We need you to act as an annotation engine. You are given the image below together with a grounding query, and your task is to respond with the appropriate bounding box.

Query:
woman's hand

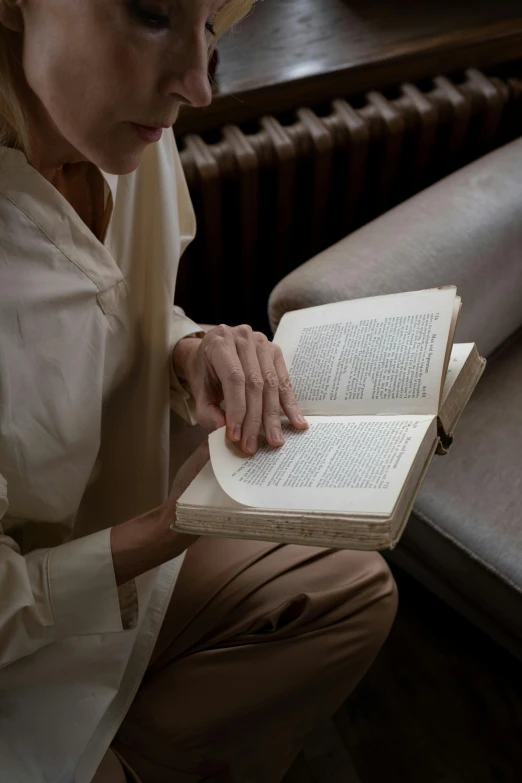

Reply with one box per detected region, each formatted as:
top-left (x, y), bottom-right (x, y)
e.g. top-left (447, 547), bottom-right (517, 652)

top-left (172, 325), bottom-right (308, 455)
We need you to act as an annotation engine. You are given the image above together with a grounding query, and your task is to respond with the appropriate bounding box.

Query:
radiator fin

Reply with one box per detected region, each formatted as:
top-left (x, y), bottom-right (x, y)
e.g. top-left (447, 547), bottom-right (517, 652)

top-left (177, 67), bottom-right (522, 332)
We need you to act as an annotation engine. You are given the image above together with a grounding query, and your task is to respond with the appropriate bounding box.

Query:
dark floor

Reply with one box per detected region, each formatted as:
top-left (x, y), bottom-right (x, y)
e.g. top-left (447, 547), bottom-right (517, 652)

top-left (284, 567), bottom-right (522, 783)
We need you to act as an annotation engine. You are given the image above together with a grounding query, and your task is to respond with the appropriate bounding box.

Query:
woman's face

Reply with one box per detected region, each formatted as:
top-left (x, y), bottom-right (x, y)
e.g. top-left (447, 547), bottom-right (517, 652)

top-left (11, 0), bottom-right (222, 173)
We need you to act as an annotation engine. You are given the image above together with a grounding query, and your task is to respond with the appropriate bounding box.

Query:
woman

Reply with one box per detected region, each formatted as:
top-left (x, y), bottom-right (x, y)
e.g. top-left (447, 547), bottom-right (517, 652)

top-left (0, 2), bottom-right (398, 782)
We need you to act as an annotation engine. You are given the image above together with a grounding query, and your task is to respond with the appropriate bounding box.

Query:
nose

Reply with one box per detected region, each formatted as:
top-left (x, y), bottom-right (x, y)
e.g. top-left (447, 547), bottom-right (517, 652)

top-left (160, 29), bottom-right (213, 109)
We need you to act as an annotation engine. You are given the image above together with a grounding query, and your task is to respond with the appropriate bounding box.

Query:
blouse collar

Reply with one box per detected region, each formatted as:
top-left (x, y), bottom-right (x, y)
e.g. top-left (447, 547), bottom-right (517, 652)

top-left (0, 145), bottom-right (125, 294)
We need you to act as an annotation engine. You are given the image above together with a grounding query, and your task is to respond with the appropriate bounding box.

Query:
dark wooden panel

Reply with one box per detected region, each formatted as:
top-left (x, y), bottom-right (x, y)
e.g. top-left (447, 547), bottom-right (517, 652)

top-left (177, 0), bottom-right (522, 134)
top-left (217, 0), bottom-right (522, 94)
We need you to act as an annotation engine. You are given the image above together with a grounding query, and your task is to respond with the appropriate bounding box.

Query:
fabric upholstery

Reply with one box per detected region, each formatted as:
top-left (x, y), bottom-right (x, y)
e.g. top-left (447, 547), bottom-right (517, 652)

top-left (269, 137), bottom-right (522, 359)
top-left (395, 332), bottom-right (522, 659)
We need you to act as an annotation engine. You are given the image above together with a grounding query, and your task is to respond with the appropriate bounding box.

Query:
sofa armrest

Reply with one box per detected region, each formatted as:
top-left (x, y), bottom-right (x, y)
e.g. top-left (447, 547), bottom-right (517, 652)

top-left (269, 137), bottom-right (522, 358)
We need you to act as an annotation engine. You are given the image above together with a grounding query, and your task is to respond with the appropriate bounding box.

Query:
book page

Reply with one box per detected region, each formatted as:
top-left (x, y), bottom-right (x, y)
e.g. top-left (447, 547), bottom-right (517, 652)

top-left (274, 288), bottom-right (457, 416)
top-left (440, 296), bottom-right (462, 397)
top-left (178, 459), bottom-right (244, 510)
top-left (209, 416), bottom-right (436, 515)
top-left (441, 343), bottom-right (474, 405)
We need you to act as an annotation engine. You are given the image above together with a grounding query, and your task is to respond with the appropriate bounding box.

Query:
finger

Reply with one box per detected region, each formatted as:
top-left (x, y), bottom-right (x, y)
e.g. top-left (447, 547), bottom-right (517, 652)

top-left (273, 346), bottom-right (308, 429)
top-left (203, 326), bottom-right (246, 442)
top-left (256, 335), bottom-right (285, 448)
top-left (235, 326), bottom-right (264, 455)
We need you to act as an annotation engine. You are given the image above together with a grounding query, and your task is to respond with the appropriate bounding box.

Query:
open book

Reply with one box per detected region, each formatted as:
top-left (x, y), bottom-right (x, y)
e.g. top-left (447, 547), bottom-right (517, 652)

top-left (176, 288), bottom-right (485, 550)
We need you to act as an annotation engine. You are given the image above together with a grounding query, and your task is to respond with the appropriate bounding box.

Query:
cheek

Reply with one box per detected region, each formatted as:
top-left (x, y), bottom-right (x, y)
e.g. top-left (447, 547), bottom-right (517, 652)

top-left (20, 17), bottom-right (161, 172)
top-left (23, 30), bottom-right (149, 138)
top-left (24, 42), bottom-right (105, 131)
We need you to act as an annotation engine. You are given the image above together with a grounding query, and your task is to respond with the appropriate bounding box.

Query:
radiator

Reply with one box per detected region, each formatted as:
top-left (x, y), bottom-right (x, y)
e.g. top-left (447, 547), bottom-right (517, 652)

top-left (176, 67), bottom-right (522, 334)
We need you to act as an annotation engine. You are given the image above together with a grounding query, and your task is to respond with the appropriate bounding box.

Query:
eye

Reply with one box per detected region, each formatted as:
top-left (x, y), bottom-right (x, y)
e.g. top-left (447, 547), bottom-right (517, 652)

top-left (205, 21), bottom-right (217, 37)
top-left (128, 0), bottom-right (170, 29)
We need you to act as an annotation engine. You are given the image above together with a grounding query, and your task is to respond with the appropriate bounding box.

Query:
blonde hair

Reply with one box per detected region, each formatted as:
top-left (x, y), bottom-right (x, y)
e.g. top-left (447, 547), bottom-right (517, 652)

top-left (0, 24), bottom-right (28, 151)
top-left (214, 0), bottom-right (255, 37)
top-left (0, 0), bottom-right (255, 153)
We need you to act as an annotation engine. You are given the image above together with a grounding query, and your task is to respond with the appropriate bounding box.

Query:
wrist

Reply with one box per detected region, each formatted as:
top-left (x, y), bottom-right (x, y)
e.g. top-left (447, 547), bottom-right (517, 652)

top-left (111, 506), bottom-right (192, 586)
top-left (172, 336), bottom-right (201, 381)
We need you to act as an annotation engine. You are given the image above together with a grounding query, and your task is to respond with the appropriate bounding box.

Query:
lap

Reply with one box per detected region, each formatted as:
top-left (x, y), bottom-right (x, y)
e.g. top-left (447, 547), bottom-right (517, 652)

top-left (114, 537), bottom-right (396, 781)
top-left (149, 535), bottom-right (393, 671)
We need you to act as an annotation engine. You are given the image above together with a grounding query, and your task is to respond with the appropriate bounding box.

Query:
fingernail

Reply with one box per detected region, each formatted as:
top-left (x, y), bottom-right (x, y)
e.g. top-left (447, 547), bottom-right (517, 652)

top-left (270, 427), bottom-right (285, 445)
top-left (296, 415), bottom-right (308, 426)
top-left (246, 436), bottom-right (258, 454)
top-left (233, 425), bottom-right (241, 442)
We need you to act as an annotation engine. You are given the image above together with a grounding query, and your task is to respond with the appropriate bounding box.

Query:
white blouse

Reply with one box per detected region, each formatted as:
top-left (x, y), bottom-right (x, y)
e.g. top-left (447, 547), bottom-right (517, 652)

top-left (0, 132), bottom-right (201, 782)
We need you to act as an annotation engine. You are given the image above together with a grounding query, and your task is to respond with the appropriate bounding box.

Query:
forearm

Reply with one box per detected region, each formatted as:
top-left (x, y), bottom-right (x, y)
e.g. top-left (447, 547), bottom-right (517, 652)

top-left (110, 507), bottom-right (194, 586)
top-left (111, 442), bottom-right (209, 585)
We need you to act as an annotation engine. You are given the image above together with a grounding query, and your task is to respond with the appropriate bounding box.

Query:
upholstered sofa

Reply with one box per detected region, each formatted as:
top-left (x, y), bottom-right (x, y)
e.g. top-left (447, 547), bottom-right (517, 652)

top-left (268, 137), bottom-right (522, 661)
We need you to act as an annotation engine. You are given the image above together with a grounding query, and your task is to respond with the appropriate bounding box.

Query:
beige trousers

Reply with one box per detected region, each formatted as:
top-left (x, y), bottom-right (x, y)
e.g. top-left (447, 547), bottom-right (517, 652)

top-left (95, 536), bottom-right (397, 783)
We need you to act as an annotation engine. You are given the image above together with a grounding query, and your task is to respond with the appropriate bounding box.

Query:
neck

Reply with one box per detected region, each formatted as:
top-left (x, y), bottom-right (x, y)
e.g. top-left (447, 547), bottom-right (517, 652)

top-left (25, 99), bottom-right (86, 184)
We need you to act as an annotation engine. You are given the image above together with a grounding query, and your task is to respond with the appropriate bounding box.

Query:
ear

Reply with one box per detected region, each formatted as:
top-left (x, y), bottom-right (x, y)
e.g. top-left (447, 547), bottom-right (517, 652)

top-left (0, 1), bottom-right (24, 33)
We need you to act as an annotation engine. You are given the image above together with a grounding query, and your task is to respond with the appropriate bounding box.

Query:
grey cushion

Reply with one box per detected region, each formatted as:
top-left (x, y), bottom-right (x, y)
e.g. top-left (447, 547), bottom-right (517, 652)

top-left (393, 333), bottom-right (522, 660)
top-left (269, 137), bottom-right (522, 359)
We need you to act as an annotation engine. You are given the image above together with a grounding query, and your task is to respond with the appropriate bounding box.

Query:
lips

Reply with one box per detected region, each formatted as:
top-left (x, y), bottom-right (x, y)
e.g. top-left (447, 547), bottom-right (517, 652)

top-left (131, 124), bottom-right (164, 143)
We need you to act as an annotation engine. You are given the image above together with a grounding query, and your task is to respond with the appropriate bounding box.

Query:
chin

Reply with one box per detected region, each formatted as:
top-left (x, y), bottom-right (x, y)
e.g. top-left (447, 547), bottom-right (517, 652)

top-left (78, 121), bottom-right (167, 175)
top-left (89, 145), bottom-right (144, 175)
top-left (94, 147), bottom-right (145, 176)
top-left (74, 129), bottom-right (146, 174)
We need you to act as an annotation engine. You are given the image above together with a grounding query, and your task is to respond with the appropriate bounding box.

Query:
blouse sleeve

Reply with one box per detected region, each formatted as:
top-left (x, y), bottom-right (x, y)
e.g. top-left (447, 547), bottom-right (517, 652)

top-left (0, 472), bottom-right (137, 671)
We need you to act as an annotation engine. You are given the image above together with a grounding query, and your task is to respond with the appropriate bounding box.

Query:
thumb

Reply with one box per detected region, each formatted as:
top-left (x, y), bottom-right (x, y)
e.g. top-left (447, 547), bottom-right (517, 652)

top-left (196, 400), bottom-right (226, 431)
